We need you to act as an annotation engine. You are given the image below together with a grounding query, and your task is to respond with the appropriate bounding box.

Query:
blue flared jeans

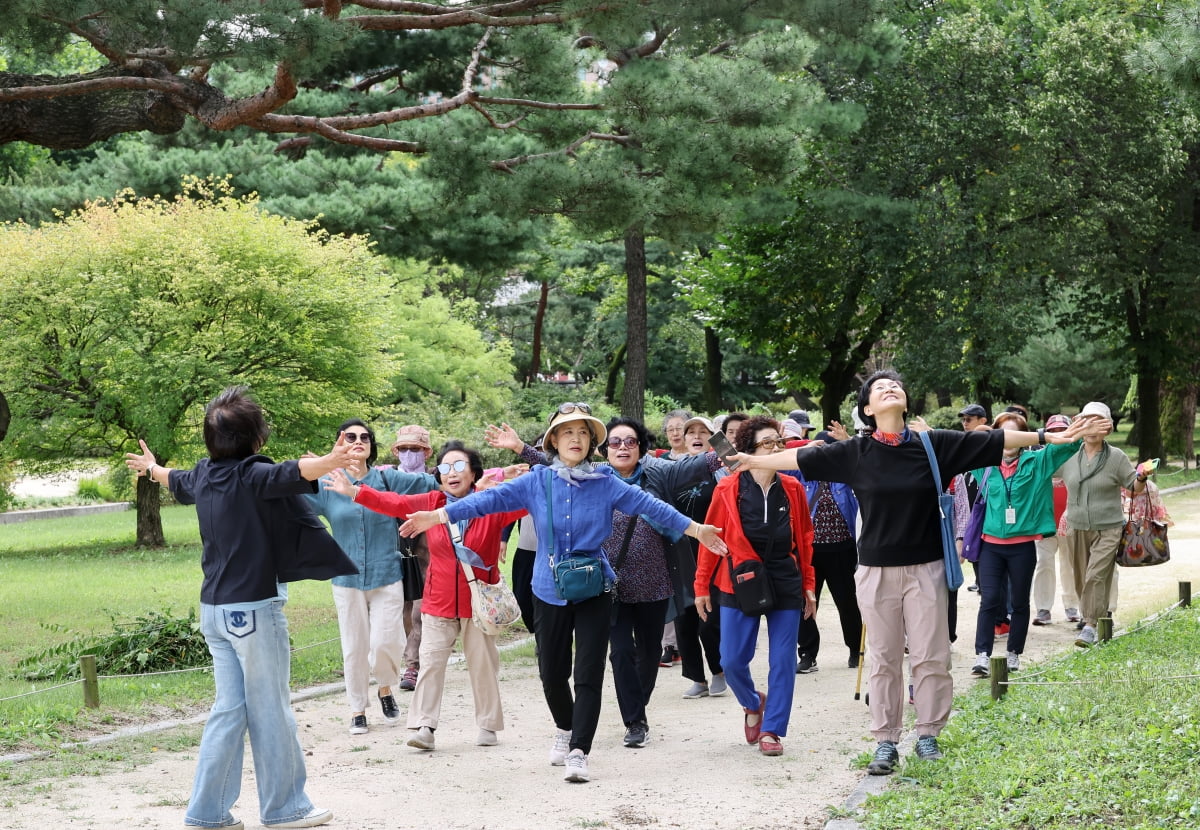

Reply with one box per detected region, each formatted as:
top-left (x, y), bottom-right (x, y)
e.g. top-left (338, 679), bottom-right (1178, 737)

top-left (185, 599), bottom-right (316, 828)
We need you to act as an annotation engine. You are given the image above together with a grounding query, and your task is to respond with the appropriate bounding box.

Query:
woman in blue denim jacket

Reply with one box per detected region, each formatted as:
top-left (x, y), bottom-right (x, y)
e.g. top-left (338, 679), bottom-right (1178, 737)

top-left (307, 418), bottom-right (438, 736)
top-left (402, 402), bottom-right (727, 785)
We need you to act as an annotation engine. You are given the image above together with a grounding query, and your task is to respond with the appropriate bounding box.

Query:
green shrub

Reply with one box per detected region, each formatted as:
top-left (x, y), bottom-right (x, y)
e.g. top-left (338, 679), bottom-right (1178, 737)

top-left (17, 607), bottom-right (208, 681)
top-left (76, 477), bottom-right (116, 502)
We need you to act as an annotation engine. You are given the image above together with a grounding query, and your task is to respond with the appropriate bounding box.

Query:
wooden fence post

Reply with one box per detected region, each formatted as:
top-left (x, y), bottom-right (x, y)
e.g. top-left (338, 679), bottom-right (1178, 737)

top-left (989, 655), bottom-right (1008, 700)
top-left (1180, 581), bottom-right (1192, 609)
top-left (1098, 617), bottom-right (1113, 642)
top-left (80, 655), bottom-right (99, 709)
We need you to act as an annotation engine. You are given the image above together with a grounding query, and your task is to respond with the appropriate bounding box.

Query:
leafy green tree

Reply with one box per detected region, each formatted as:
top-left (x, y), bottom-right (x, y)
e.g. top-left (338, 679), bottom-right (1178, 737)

top-left (0, 181), bottom-right (508, 544)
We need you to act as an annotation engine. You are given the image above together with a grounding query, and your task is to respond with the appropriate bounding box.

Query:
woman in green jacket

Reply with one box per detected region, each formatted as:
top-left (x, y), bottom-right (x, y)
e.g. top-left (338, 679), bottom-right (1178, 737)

top-left (970, 411), bottom-right (1088, 676)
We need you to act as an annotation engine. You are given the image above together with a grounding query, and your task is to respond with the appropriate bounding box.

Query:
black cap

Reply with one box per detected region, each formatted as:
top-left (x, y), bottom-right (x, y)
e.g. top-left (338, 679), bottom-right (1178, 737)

top-left (958, 404), bottom-right (987, 418)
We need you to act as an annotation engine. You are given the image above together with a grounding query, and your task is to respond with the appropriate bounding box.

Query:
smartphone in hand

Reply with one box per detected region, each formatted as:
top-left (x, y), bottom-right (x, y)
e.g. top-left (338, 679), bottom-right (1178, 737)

top-left (707, 431), bottom-right (741, 471)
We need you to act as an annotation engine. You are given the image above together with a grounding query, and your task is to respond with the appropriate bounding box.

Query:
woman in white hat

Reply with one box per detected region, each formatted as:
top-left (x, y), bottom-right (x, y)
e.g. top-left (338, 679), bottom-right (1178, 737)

top-left (400, 402), bottom-right (727, 784)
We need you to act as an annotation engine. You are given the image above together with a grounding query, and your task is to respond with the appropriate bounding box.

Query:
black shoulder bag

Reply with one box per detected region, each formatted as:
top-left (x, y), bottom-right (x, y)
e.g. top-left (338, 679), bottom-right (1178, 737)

top-left (378, 471), bottom-right (426, 602)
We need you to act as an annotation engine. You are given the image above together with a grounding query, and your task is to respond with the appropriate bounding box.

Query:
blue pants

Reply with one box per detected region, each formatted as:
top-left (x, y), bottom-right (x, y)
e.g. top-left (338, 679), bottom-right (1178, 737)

top-left (718, 605), bottom-right (802, 737)
top-left (975, 540), bottom-right (1036, 656)
top-left (187, 600), bottom-right (315, 828)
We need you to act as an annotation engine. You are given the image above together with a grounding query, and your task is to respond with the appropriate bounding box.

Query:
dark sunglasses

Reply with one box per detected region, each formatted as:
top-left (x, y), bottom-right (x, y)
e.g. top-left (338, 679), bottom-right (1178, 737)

top-left (343, 431), bottom-right (371, 444)
top-left (436, 460), bottom-right (469, 474)
top-left (754, 437), bottom-right (788, 450)
top-left (555, 402), bottom-right (591, 416)
top-left (606, 436), bottom-right (639, 449)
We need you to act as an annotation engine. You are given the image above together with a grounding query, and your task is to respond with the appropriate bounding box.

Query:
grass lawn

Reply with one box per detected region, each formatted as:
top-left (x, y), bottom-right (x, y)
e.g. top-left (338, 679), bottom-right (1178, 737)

top-left (0, 503), bottom-right (524, 753)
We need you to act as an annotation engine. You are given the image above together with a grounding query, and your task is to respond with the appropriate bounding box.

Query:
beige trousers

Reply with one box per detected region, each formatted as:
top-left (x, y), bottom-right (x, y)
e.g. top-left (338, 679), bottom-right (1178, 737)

top-left (406, 614), bottom-right (503, 732)
top-left (1063, 527), bottom-right (1122, 626)
top-left (332, 582), bottom-right (406, 715)
top-left (855, 560), bottom-right (952, 743)
top-left (1032, 535), bottom-right (1079, 612)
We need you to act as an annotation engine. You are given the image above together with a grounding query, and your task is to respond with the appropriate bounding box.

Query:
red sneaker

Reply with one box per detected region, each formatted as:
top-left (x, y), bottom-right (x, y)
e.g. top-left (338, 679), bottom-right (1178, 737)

top-left (994, 622), bottom-right (1010, 637)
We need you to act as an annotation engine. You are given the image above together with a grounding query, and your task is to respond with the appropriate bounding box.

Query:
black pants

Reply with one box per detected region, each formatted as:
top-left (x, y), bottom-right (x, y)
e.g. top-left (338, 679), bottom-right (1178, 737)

top-left (534, 592), bottom-right (612, 754)
top-left (797, 541), bottom-right (862, 663)
top-left (676, 603), bottom-right (722, 683)
top-left (609, 598), bottom-right (669, 727)
top-left (512, 547), bottom-right (537, 635)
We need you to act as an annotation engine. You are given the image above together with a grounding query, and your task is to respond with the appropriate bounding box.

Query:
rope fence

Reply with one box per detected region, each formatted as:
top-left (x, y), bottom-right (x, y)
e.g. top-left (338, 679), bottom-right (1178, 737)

top-left (0, 636), bottom-right (342, 708)
top-left (988, 580), bottom-right (1193, 700)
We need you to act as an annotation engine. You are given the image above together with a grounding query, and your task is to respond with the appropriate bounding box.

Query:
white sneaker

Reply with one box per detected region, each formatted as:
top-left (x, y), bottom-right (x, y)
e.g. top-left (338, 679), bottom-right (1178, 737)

top-left (971, 652), bottom-right (989, 677)
top-left (549, 729), bottom-right (572, 765)
top-left (1075, 625), bottom-right (1097, 648)
top-left (563, 748), bottom-right (590, 782)
top-left (267, 807), bottom-right (333, 828)
top-left (707, 673), bottom-right (728, 696)
top-left (682, 681), bottom-right (710, 699)
top-left (407, 725), bottom-right (435, 751)
top-left (1006, 651), bottom-right (1020, 672)
top-left (476, 728), bottom-right (498, 746)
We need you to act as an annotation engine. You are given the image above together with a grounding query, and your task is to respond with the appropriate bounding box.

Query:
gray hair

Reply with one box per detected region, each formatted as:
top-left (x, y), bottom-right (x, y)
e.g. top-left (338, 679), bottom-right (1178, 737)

top-left (662, 409), bottom-right (693, 432)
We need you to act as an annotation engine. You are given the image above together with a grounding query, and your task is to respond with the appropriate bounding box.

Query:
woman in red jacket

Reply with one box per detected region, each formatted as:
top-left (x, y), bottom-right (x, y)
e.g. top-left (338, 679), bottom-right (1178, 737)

top-left (694, 416), bottom-right (816, 756)
top-left (325, 441), bottom-right (525, 751)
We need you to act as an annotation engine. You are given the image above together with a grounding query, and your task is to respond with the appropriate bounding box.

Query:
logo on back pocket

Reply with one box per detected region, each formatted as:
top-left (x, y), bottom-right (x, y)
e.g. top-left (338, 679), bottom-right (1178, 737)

top-left (223, 609), bottom-right (258, 638)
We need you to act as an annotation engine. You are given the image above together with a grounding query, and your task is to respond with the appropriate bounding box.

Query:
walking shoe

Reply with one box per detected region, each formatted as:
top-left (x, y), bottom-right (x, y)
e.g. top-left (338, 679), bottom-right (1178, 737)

top-left (549, 729), bottom-right (572, 765)
top-left (1065, 607), bottom-right (1081, 622)
top-left (708, 673), bottom-right (728, 696)
top-left (407, 725), bottom-right (435, 751)
top-left (848, 653), bottom-right (859, 669)
top-left (563, 749), bottom-right (590, 782)
top-left (190, 821), bottom-right (243, 829)
top-left (623, 721), bottom-right (649, 748)
top-left (914, 734), bottom-right (944, 761)
top-left (758, 733), bottom-right (783, 756)
top-left (971, 653), bottom-right (989, 678)
top-left (348, 714), bottom-right (368, 735)
top-left (1006, 651), bottom-right (1020, 672)
top-left (378, 692), bottom-right (400, 722)
top-left (1075, 620), bottom-right (1085, 631)
top-left (267, 807), bottom-right (333, 828)
top-left (867, 740), bottom-right (899, 775)
top-left (796, 655), bottom-right (818, 674)
top-left (399, 666), bottom-right (418, 691)
top-left (1075, 625), bottom-right (1097, 648)
top-left (476, 728), bottom-right (498, 746)
top-left (743, 690), bottom-right (767, 744)
top-left (1032, 609), bottom-right (1052, 626)
top-left (994, 621), bottom-right (1011, 637)
top-left (658, 645), bottom-right (678, 667)
top-left (908, 683), bottom-right (915, 706)
top-left (682, 681), bottom-right (710, 699)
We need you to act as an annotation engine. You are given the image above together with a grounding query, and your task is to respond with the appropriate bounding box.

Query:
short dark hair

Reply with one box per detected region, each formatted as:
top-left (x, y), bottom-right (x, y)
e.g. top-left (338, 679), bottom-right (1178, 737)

top-left (723, 412), bottom-right (749, 430)
top-left (337, 418), bottom-right (378, 466)
top-left (203, 386), bottom-right (270, 460)
top-left (856, 370), bottom-right (909, 430)
top-left (734, 415), bottom-right (782, 455)
top-left (434, 440), bottom-right (484, 485)
top-left (598, 416), bottom-right (651, 459)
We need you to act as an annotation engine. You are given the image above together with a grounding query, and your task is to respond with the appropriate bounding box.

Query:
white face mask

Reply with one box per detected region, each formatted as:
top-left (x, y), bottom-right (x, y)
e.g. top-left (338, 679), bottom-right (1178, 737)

top-left (398, 449), bottom-right (427, 473)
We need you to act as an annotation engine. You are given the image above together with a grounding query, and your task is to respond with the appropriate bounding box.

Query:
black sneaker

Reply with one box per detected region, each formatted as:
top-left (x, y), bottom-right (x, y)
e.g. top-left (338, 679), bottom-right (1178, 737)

top-left (379, 692), bottom-right (400, 722)
top-left (914, 734), bottom-right (944, 760)
top-left (623, 721), bottom-right (650, 748)
top-left (848, 653), bottom-right (859, 669)
top-left (796, 655), bottom-right (818, 674)
top-left (867, 740), bottom-right (899, 775)
top-left (348, 714), bottom-right (368, 736)
top-left (658, 646), bottom-right (677, 667)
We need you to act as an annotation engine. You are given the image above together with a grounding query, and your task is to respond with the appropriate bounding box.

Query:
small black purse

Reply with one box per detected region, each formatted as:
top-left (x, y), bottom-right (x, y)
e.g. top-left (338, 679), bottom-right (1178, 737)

top-left (726, 555), bottom-right (775, 614)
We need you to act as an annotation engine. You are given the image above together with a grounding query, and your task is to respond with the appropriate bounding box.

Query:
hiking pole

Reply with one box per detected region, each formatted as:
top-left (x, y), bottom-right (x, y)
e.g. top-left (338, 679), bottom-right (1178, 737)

top-left (853, 624), bottom-right (866, 701)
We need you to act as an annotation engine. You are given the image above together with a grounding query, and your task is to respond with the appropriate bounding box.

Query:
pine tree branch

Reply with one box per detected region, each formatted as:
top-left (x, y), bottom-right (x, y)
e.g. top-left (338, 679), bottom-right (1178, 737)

top-left (490, 132), bottom-right (633, 172)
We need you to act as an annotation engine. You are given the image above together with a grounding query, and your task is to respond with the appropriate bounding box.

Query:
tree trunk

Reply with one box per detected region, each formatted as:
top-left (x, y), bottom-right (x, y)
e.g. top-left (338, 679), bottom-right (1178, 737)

top-left (702, 327), bottom-right (723, 414)
top-left (605, 342), bottom-right (627, 405)
top-left (620, 225), bottom-right (648, 421)
top-left (136, 476), bottom-right (166, 547)
top-left (0, 388), bottom-right (8, 442)
top-left (526, 279), bottom-right (550, 387)
top-left (1134, 370), bottom-right (1161, 462)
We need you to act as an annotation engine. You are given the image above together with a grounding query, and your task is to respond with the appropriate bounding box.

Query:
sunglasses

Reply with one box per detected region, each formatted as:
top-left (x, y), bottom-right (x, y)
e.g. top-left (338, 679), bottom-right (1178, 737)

top-left (555, 402), bottom-right (591, 416)
top-left (394, 445), bottom-right (425, 453)
top-left (437, 460), bottom-right (469, 474)
top-left (754, 437), bottom-right (788, 450)
top-left (343, 432), bottom-right (371, 444)
top-left (606, 436), bottom-right (639, 449)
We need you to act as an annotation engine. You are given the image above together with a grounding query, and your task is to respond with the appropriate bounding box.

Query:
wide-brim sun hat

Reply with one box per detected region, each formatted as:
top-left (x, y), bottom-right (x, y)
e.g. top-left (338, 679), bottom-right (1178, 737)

top-left (546, 403), bottom-right (607, 447)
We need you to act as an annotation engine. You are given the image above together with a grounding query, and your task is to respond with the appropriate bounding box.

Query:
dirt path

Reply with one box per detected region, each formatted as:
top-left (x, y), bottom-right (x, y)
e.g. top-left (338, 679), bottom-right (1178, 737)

top-left (8, 520), bottom-right (1198, 830)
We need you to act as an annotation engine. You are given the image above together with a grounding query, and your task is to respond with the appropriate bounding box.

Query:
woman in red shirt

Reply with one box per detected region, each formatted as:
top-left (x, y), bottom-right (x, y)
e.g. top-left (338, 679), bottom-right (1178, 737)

top-left (694, 416), bottom-right (816, 756)
top-left (325, 441), bottom-right (525, 751)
